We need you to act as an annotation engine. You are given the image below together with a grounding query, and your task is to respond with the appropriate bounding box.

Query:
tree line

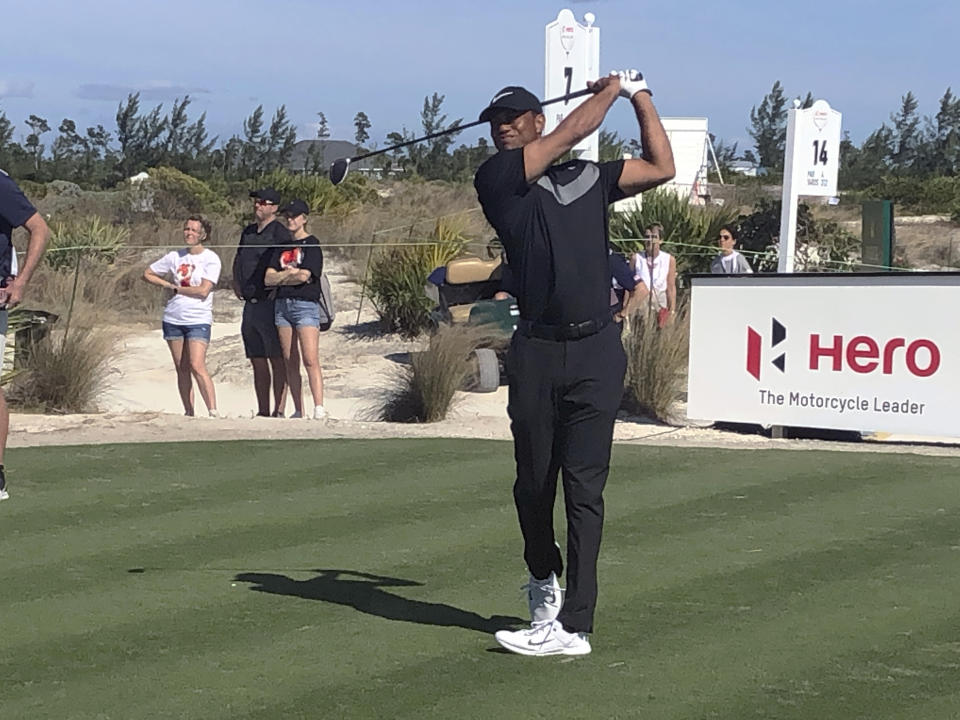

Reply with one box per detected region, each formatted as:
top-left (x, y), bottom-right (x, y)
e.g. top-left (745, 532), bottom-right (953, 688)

top-left (716, 80), bottom-right (960, 188)
top-left (1, 83), bottom-right (959, 190)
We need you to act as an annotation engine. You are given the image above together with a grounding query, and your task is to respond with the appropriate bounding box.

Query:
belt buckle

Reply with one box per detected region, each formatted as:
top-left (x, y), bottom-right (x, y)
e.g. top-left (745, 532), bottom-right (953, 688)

top-left (566, 322), bottom-right (582, 340)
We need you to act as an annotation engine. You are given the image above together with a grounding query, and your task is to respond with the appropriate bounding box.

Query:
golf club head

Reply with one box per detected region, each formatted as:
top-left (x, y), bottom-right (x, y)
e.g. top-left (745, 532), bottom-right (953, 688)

top-left (329, 158), bottom-right (350, 185)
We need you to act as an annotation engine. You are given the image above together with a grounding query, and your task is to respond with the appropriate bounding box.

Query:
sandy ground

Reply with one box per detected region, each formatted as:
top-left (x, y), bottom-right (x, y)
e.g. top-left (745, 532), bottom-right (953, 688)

top-left (9, 261), bottom-right (960, 458)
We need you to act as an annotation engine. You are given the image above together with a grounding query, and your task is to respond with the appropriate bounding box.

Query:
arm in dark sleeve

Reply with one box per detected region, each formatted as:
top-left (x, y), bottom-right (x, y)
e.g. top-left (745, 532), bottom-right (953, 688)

top-left (609, 251), bottom-right (636, 290)
top-left (0, 173), bottom-right (37, 227)
top-left (599, 160), bottom-right (627, 204)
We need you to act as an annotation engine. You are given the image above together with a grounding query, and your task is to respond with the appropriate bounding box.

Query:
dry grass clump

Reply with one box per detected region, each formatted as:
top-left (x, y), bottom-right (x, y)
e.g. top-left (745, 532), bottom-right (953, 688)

top-left (368, 326), bottom-right (494, 423)
top-left (623, 301), bottom-right (691, 424)
top-left (8, 322), bottom-right (115, 413)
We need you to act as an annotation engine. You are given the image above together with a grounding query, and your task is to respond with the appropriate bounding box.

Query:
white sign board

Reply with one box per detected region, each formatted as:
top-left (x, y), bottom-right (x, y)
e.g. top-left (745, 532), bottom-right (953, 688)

top-left (544, 8), bottom-right (599, 160)
top-left (687, 274), bottom-right (960, 436)
top-left (792, 100), bottom-right (841, 197)
top-left (778, 99), bottom-right (842, 272)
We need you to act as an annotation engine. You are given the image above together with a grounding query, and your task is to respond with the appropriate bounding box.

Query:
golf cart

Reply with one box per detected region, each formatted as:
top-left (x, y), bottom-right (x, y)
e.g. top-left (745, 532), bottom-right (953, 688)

top-left (425, 252), bottom-right (518, 393)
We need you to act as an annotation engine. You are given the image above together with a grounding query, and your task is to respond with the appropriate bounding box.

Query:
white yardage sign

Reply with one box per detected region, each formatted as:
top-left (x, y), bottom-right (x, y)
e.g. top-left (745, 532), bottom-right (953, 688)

top-left (778, 99), bottom-right (842, 272)
top-left (792, 100), bottom-right (841, 196)
top-left (544, 8), bottom-right (599, 160)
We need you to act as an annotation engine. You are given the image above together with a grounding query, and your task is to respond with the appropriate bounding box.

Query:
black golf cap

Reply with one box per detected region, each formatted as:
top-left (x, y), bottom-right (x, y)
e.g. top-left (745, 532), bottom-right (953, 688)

top-left (479, 86), bottom-right (543, 122)
top-left (279, 199), bottom-right (310, 217)
top-left (249, 187), bottom-right (281, 204)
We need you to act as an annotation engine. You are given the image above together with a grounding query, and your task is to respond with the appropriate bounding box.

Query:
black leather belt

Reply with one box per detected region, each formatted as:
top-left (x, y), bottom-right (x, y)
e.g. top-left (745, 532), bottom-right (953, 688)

top-left (517, 314), bottom-right (612, 341)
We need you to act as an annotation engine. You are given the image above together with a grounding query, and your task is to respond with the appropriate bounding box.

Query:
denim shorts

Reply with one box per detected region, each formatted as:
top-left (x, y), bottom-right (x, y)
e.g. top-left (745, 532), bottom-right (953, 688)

top-left (275, 297), bottom-right (322, 329)
top-left (162, 322), bottom-right (211, 342)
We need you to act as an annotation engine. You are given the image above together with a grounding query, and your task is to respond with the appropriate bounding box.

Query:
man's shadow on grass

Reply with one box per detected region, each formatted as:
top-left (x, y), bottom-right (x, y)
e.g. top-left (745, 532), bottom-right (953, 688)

top-left (234, 569), bottom-right (524, 634)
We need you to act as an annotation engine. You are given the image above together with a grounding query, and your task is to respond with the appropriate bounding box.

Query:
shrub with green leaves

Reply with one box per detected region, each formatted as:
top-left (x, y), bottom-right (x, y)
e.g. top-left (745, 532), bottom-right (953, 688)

top-left (609, 189), bottom-right (739, 275)
top-left (46, 215), bottom-right (129, 271)
top-left (367, 217), bottom-right (470, 337)
top-left (735, 199), bottom-right (860, 272)
top-left (142, 166), bottom-right (231, 216)
top-left (257, 170), bottom-right (377, 218)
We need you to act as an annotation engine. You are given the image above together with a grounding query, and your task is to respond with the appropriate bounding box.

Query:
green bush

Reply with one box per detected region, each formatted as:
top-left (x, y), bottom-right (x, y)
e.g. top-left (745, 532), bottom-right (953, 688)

top-left (367, 217), bottom-right (470, 337)
top-left (851, 176), bottom-right (960, 215)
top-left (735, 199), bottom-right (860, 272)
top-left (46, 215), bottom-right (129, 271)
top-left (609, 189), bottom-right (739, 275)
top-left (257, 170), bottom-right (377, 218)
top-left (143, 166), bottom-right (231, 216)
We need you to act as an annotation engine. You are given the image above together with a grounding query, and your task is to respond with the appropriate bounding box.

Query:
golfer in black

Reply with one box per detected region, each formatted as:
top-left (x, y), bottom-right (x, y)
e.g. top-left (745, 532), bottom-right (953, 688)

top-left (474, 71), bottom-right (675, 656)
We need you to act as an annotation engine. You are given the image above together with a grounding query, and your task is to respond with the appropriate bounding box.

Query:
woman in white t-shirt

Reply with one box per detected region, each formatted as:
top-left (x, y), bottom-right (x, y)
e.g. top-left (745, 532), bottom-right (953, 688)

top-left (143, 216), bottom-right (222, 417)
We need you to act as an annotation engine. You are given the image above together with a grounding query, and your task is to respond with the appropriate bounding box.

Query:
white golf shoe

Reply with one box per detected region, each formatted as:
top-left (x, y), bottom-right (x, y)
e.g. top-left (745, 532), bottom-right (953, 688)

top-left (524, 572), bottom-right (562, 623)
top-left (495, 619), bottom-right (591, 657)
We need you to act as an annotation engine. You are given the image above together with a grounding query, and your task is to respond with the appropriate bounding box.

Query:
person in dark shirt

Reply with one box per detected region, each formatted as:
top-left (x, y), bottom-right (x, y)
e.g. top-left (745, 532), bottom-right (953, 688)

top-left (474, 71), bottom-right (675, 656)
top-left (232, 187), bottom-right (294, 417)
top-left (0, 170), bottom-right (49, 501)
top-left (265, 199), bottom-right (328, 421)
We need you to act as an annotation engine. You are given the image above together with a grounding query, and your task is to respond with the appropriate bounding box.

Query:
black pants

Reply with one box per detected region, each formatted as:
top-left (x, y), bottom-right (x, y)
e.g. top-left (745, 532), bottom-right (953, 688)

top-left (506, 322), bottom-right (627, 633)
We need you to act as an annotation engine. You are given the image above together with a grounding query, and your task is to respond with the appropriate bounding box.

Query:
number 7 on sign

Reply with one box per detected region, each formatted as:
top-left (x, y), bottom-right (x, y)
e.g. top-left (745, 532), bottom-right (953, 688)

top-left (564, 67), bottom-right (572, 102)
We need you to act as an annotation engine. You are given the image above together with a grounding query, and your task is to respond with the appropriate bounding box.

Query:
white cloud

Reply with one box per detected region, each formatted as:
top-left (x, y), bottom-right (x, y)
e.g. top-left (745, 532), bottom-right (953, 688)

top-left (0, 80), bottom-right (35, 99)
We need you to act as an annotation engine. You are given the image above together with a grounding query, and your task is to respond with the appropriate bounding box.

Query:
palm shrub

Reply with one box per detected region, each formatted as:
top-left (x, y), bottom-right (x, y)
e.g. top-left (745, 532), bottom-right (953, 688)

top-left (257, 170), bottom-right (377, 218)
top-left (367, 216), bottom-right (470, 337)
top-left (623, 299), bottom-right (691, 424)
top-left (609, 189), bottom-right (739, 275)
top-left (369, 325), bottom-right (491, 423)
top-left (46, 215), bottom-right (129, 271)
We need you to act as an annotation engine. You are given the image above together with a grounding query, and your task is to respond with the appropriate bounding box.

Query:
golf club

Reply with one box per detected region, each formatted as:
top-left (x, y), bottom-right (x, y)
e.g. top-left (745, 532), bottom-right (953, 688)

top-left (329, 87), bottom-right (594, 185)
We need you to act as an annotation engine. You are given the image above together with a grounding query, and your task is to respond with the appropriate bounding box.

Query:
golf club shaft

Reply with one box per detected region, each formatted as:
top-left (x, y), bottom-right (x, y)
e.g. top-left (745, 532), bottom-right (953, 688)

top-left (345, 87), bottom-right (595, 165)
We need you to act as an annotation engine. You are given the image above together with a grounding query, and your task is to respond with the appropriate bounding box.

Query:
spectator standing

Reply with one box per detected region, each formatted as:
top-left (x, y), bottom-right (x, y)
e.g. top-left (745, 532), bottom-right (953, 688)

top-left (143, 216), bottom-right (221, 417)
top-left (710, 225), bottom-right (753, 274)
top-left (265, 200), bottom-right (327, 420)
top-left (631, 222), bottom-right (677, 327)
top-left (232, 188), bottom-right (295, 417)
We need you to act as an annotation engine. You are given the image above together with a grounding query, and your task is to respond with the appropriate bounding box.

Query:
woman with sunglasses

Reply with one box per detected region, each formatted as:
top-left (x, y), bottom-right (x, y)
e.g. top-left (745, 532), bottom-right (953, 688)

top-left (710, 225), bottom-right (753, 274)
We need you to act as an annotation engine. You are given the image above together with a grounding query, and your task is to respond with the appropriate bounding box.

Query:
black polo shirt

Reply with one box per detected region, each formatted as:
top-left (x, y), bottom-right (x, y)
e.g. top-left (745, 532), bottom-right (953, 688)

top-left (474, 149), bottom-right (625, 325)
top-left (0, 170), bottom-right (35, 284)
top-left (233, 219), bottom-right (293, 301)
top-left (268, 235), bottom-right (324, 301)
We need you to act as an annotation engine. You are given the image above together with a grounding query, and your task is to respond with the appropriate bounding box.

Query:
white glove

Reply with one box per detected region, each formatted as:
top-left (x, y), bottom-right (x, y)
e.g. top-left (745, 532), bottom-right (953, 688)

top-left (611, 69), bottom-right (651, 99)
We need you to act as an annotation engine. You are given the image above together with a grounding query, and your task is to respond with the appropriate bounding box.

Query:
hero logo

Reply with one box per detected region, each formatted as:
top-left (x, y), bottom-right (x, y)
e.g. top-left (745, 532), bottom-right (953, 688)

top-left (746, 318), bottom-right (786, 381)
top-left (746, 319), bottom-right (941, 381)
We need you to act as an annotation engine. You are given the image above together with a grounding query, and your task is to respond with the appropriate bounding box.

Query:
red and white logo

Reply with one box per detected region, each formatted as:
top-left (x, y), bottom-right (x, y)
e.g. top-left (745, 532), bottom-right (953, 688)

top-left (560, 25), bottom-right (575, 51)
top-left (746, 318), bottom-right (786, 381)
top-left (746, 318), bottom-right (941, 381)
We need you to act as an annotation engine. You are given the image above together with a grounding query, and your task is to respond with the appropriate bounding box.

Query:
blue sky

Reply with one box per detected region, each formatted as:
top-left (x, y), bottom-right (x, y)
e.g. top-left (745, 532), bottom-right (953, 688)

top-left (0, 0), bottom-right (954, 156)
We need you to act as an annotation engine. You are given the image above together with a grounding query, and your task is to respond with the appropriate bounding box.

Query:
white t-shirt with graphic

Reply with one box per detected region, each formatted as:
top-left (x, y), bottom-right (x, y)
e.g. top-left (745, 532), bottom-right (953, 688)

top-left (149, 248), bottom-right (221, 325)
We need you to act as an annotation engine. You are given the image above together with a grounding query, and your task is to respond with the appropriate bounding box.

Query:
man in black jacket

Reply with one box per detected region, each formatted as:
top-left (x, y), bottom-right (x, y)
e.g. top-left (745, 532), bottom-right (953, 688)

top-left (232, 187), bottom-right (293, 417)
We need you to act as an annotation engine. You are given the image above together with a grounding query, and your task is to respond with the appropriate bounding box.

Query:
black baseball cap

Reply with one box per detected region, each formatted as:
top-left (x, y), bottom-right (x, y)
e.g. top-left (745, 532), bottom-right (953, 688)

top-left (479, 86), bottom-right (543, 122)
top-left (249, 187), bottom-right (281, 204)
top-left (279, 199), bottom-right (310, 217)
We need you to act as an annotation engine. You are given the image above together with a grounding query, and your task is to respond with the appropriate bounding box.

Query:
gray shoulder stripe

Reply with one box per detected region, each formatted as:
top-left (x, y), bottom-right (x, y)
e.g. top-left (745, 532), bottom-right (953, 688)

top-left (535, 164), bottom-right (599, 206)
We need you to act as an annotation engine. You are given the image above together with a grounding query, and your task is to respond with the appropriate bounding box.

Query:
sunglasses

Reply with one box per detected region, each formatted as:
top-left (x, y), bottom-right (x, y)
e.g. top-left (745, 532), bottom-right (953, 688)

top-left (719, 234), bottom-right (733, 239)
top-left (254, 199), bottom-right (277, 206)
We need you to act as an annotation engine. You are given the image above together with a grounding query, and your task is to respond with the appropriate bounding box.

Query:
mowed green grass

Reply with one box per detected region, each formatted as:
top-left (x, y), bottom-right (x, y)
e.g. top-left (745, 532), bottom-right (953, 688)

top-left (3, 439), bottom-right (960, 719)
